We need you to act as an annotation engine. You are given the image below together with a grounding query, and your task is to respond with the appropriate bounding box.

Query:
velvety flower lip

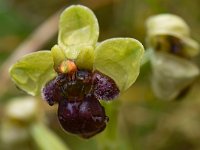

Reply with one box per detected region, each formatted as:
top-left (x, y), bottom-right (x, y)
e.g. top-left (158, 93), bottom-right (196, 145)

top-left (42, 69), bottom-right (93, 105)
top-left (57, 94), bottom-right (108, 138)
top-left (42, 69), bottom-right (120, 106)
top-left (92, 71), bottom-right (120, 101)
top-left (42, 78), bottom-right (60, 106)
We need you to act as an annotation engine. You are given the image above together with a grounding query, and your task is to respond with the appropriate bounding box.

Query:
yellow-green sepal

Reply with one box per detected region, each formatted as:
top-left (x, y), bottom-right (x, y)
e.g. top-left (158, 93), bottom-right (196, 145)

top-left (58, 5), bottom-right (99, 59)
top-left (93, 38), bottom-right (144, 92)
top-left (9, 51), bottom-right (57, 96)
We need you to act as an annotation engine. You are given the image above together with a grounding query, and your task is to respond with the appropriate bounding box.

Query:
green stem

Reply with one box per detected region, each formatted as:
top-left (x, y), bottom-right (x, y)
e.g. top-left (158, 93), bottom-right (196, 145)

top-left (30, 122), bottom-right (70, 150)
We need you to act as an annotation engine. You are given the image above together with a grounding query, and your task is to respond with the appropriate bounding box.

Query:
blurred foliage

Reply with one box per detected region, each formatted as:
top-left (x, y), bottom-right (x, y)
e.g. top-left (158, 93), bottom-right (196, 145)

top-left (1, 0), bottom-right (200, 150)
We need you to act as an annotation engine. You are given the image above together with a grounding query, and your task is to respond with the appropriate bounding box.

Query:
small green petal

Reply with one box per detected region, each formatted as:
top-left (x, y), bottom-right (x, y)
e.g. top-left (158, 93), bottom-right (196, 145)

top-left (58, 5), bottom-right (99, 59)
top-left (94, 38), bottom-right (144, 92)
top-left (75, 46), bottom-right (94, 70)
top-left (9, 51), bottom-right (57, 96)
top-left (51, 45), bottom-right (66, 70)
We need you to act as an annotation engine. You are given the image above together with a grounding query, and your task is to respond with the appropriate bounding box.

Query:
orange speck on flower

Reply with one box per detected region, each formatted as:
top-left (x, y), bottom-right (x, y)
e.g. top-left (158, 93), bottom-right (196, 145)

top-left (67, 60), bottom-right (77, 73)
top-left (58, 60), bottom-right (77, 74)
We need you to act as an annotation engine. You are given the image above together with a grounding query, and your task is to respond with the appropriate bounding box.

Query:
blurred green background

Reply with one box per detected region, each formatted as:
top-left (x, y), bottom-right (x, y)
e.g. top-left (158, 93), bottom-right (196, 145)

top-left (1, 0), bottom-right (200, 150)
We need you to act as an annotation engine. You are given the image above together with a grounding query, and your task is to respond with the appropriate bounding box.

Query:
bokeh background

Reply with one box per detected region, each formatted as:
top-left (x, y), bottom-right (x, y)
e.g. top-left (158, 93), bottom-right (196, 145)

top-left (1, 0), bottom-right (200, 150)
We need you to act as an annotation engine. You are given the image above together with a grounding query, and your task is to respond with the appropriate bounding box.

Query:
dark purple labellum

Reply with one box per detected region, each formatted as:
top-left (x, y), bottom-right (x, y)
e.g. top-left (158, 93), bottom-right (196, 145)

top-left (42, 70), bottom-right (92, 105)
top-left (57, 94), bottom-right (108, 138)
top-left (56, 70), bottom-right (92, 101)
top-left (168, 36), bottom-right (183, 56)
top-left (155, 35), bottom-right (186, 58)
top-left (42, 69), bottom-right (119, 138)
top-left (42, 78), bottom-right (63, 106)
top-left (92, 71), bottom-right (120, 101)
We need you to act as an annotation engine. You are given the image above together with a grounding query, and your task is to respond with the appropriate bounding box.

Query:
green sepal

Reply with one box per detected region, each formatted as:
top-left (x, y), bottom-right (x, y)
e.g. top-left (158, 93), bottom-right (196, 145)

top-left (94, 38), bottom-right (144, 92)
top-left (9, 51), bottom-right (57, 96)
top-left (58, 5), bottom-right (99, 59)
